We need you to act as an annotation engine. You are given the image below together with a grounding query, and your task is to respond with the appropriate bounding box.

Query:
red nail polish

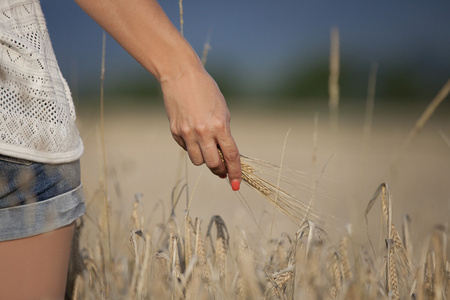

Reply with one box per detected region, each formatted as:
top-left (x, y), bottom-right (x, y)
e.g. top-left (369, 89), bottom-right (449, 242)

top-left (219, 174), bottom-right (227, 179)
top-left (231, 180), bottom-right (240, 191)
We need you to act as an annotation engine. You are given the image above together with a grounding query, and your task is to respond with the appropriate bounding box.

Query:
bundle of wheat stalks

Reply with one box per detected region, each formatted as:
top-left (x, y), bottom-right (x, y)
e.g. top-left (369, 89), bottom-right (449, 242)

top-left (66, 154), bottom-right (449, 299)
top-left (238, 154), bottom-right (325, 227)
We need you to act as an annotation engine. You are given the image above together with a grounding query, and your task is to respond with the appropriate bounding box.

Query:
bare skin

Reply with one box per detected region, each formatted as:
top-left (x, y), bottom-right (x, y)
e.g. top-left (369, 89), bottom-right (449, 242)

top-left (74, 0), bottom-right (242, 189)
top-left (0, 223), bottom-right (74, 300)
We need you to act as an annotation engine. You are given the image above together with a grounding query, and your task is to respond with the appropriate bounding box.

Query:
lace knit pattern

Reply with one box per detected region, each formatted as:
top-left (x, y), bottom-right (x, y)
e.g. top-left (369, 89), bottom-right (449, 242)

top-left (0, 0), bottom-right (83, 163)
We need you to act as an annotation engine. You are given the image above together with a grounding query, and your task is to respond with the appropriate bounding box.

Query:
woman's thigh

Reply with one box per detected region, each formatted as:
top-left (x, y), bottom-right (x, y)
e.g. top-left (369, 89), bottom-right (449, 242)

top-left (0, 156), bottom-right (85, 299)
top-left (0, 223), bottom-right (75, 300)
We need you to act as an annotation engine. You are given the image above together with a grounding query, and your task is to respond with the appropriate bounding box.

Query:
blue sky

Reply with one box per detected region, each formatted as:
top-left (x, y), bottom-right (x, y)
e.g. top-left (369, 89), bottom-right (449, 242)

top-left (40, 1), bottom-right (450, 96)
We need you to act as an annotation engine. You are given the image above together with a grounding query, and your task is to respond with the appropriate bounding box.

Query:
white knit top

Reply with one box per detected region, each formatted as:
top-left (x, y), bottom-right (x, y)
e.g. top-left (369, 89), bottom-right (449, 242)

top-left (0, 0), bottom-right (83, 163)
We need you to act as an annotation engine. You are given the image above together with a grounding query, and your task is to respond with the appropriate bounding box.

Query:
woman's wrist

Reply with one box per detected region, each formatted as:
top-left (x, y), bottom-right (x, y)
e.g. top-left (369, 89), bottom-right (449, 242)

top-left (155, 44), bottom-right (206, 86)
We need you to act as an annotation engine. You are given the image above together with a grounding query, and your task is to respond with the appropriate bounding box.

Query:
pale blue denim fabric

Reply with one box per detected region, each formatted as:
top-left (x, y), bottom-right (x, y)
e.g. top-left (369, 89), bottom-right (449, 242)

top-left (0, 156), bottom-right (85, 241)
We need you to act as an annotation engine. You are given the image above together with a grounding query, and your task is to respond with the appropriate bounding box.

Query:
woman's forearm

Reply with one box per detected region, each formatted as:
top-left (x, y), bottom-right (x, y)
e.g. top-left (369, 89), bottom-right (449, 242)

top-left (74, 0), bottom-right (203, 83)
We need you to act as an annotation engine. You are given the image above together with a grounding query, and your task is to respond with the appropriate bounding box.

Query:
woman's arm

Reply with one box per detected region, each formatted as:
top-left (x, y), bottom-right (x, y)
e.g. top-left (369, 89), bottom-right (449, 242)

top-left (75, 0), bottom-right (241, 190)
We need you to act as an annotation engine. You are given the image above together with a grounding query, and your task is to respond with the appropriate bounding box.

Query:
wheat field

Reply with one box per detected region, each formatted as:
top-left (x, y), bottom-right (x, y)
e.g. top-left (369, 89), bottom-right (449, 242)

top-left (68, 79), bottom-right (450, 299)
top-left (67, 8), bottom-right (450, 298)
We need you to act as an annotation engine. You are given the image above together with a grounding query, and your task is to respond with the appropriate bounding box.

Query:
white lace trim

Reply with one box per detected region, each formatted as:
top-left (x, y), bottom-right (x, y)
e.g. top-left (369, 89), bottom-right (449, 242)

top-left (0, 0), bottom-right (83, 163)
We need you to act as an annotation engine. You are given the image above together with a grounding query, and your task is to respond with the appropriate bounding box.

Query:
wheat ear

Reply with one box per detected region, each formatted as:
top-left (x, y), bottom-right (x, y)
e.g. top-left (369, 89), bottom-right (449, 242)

top-left (239, 155), bottom-right (324, 227)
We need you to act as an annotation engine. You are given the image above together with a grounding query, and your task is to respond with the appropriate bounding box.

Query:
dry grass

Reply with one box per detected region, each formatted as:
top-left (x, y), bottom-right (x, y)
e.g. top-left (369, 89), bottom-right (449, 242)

top-left (68, 48), bottom-right (450, 298)
top-left (238, 155), bottom-right (335, 232)
top-left (67, 161), bottom-right (450, 299)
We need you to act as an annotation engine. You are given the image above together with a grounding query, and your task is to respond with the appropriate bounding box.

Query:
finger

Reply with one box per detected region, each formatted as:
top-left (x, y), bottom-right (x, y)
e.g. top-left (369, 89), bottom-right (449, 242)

top-left (172, 134), bottom-right (187, 150)
top-left (218, 138), bottom-right (241, 191)
top-left (200, 143), bottom-right (227, 177)
top-left (185, 143), bottom-right (205, 166)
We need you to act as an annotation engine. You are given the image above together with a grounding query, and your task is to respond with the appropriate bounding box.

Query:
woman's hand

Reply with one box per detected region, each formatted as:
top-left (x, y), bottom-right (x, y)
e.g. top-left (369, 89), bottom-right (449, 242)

top-left (75, 0), bottom-right (242, 190)
top-left (161, 68), bottom-right (241, 190)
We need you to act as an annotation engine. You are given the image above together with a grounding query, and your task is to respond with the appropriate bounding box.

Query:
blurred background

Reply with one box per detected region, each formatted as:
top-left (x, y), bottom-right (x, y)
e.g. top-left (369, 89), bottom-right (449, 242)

top-left (38, 1), bottom-right (450, 242)
top-left (41, 0), bottom-right (450, 107)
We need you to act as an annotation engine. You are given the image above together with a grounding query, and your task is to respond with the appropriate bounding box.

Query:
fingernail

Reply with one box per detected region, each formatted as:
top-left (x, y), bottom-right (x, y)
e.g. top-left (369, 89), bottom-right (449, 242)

top-left (219, 174), bottom-right (227, 179)
top-left (231, 179), bottom-right (240, 191)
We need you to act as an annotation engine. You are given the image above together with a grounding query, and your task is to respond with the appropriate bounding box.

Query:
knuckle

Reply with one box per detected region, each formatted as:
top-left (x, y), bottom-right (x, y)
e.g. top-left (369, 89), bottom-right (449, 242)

top-left (223, 150), bottom-right (239, 162)
top-left (194, 122), bottom-right (209, 136)
top-left (179, 125), bottom-right (192, 137)
top-left (206, 160), bottom-right (222, 171)
top-left (191, 158), bottom-right (204, 166)
top-left (212, 119), bottom-right (226, 131)
top-left (170, 124), bottom-right (179, 136)
top-left (188, 150), bottom-right (204, 166)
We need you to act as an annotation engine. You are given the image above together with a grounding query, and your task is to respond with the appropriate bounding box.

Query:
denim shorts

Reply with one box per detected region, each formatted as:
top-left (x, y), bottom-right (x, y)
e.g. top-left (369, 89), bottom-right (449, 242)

top-left (0, 155), bottom-right (86, 241)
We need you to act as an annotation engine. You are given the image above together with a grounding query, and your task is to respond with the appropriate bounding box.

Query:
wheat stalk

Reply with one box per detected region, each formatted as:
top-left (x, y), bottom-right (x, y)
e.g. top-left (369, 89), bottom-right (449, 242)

top-left (185, 213), bottom-right (193, 273)
top-left (387, 238), bottom-right (400, 299)
top-left (329, 27), bottom-right (340, 135)
top-left (391, 225), bottom-right (411, 275)
top-left (431, 226), bottom-right (446, 299)
top-left (235, 272), bottom-right (248, 300)
top-left (402, 214), bottom-right (413, 269)
top-left (194, 218), bottom-right (210, 282)
top-left (236, 235), bottom-right (263, 300)
top-left (239, 155), bottom-right (326, 228)
top-left (330, 251), bottom-right (343, 297)
top-left (218, 146), bottom-right (337, 231)
top-left (206, 215), bottom-right (229, 284)
top-left (339, 235), bottom-right (353, 282)
top-left (402, 78), bottom-right (450, 151)
top-left (135, 233), bottom-right (152, 299)
top-left (72, 274), bottom-right (83, 300)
